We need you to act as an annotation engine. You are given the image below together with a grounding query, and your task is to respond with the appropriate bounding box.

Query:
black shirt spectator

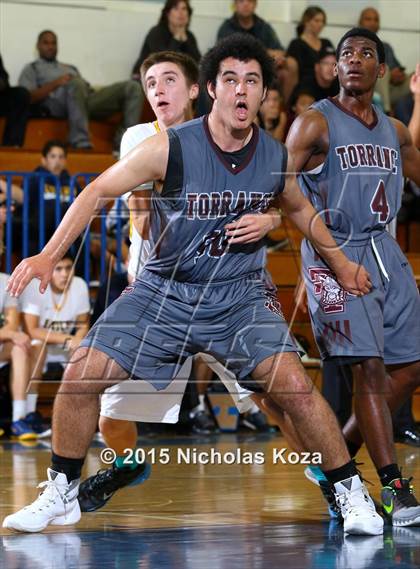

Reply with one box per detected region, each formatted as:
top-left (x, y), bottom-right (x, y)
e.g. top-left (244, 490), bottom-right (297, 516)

top-left (292, 45), bottom-right (339, 102)
top-left (287, 6), bottom-right (334, 83)
top-left (288, 37), bottom-right (334, 83)
top-left (0, 54), bottom-right (30, 146)
top-left (132, 0), bottom-right (200, 77)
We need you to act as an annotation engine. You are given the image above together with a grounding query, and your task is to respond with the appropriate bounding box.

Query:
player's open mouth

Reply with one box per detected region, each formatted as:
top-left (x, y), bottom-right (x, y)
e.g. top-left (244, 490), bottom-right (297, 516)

top-left (157, 101), bottom-right (170, 108)
top-left (235, 101), bottom-right (248, 120)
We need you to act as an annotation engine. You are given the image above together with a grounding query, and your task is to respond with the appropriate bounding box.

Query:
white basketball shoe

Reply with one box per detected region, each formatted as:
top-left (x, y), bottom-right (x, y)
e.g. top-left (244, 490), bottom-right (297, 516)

top-left (3, 468), bottom-right (81, 533)
top-left (334, 475), bottom-right (384, 536)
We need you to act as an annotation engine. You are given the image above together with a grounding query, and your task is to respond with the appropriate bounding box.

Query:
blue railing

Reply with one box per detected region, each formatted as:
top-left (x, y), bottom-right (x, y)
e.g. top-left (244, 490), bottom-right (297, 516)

top-left (0, 171), bottom-right (125, 285)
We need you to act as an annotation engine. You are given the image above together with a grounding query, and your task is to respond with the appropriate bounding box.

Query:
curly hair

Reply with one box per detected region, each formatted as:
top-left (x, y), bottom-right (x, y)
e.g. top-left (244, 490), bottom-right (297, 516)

top-left (200, 33), bottom-right (275, 91)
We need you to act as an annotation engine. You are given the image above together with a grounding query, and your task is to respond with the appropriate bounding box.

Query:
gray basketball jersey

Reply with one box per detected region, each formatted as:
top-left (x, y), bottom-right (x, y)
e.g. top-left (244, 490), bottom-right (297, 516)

top-left (144, 116), bottom-right (287, 282)
top-left (298, 98), bottom-right (403, 236)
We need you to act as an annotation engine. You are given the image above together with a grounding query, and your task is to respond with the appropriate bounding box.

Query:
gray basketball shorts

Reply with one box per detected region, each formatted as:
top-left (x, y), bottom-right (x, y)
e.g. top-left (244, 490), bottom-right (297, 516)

top-left (80, 269), bottom-right (299, 390)
top-left (301, 232), bottom-right (420, 365)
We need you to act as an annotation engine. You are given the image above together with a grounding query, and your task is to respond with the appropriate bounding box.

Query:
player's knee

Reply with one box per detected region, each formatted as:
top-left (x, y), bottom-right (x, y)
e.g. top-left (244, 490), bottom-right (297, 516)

top-left (268, 373), bottom-right (314, 412)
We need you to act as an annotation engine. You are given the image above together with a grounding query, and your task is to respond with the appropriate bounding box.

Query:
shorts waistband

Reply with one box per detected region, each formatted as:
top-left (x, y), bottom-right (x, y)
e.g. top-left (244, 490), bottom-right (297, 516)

top-left (330, 229), bottom-right (389, 246)
top-left (141, 268), bottom-right (265, 287)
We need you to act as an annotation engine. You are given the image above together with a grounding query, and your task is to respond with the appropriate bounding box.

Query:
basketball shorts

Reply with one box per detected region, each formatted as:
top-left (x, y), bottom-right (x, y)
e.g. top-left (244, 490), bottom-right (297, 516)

top-left (80, 268), bottom-right (299, 394)
top-left (301, 231), bottom-right (420, 365)
top-left (100, 353), bottom-right (255, 423)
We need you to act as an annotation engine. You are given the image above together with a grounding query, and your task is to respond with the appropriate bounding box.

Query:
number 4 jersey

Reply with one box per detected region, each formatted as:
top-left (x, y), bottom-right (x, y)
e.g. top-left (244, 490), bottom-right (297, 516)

top-left (298, 98), bottom-right (420, 364)
top-left (298, 97), bottom-right (402, 236)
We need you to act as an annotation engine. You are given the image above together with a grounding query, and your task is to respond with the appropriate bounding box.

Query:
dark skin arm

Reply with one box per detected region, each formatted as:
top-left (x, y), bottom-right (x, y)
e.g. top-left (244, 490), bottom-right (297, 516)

top-left (390, 117), bottom-right (420, 186)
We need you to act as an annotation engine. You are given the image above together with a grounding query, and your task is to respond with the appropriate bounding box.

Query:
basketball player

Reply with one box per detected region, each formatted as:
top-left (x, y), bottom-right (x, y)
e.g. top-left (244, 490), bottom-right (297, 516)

top-left (75, 52), bottom-right (261, 512)
top-left (3, 34), bottom-right (382, 535)
top-left (286, 28), bottom-right (420, 526)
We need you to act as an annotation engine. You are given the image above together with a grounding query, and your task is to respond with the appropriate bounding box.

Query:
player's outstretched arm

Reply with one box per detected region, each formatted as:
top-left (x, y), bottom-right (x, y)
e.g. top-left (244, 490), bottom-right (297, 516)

top-left (7, 133), bottom-right (169, 297)
top-left (277, 154), bottom-right (371, 296)
top-left (391, 115), bottom-right (420, 186)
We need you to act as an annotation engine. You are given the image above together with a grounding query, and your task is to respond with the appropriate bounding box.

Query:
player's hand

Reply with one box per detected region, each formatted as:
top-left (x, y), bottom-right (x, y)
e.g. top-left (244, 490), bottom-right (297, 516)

top-left (225, 212), bottom-right (280, 244)
top-left (7, 253), bottom-right (54, 297)
top-left (11, 331), bottom-right (31, 352)
top-left (335, 261), bottom-right (372, 296)
top-left (410, 63), bottom-right (420, 96)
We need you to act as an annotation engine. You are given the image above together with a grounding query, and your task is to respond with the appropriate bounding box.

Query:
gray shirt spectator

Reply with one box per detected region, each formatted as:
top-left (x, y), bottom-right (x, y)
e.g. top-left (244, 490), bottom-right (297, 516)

top-left (18, 30), bottom-right (142, 150)
top-left (217, 13), bottom-right (283, 51)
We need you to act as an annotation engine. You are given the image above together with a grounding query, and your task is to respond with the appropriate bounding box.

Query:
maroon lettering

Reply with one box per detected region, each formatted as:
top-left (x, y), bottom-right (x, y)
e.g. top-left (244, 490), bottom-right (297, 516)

top-left (210, 192), bottom-right (221, 218)
top-left (187, 193), bottom-right (198, 219)
top-left (198, 193), bottom-right (210, 218)
top-left (356, 144), bottom-right (368, 166)
top-left (347, 145), bottom-right (358, 167)
top-left (219, 191), bottom-right (233, 217)
top-left (366, 145), bottom-right (376, 166)
top-left (335, 147), bottom-right (348, 170)
top-left (375, 145), bottom-right (384, 168)
top-left (383, 147), bottom-right (391, 170)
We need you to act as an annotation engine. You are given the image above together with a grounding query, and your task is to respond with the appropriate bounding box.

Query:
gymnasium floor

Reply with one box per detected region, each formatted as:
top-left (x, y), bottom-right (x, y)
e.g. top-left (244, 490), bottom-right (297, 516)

top-left (0, 433), bottom-right (419, 569)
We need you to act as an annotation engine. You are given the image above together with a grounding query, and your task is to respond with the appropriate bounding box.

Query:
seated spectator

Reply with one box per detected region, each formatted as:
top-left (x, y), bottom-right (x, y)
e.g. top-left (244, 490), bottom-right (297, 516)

top-left (287, 6), bottom-right (334, 84)
top-left (292, 45), bottom-right (339, 102)
top-left (358, 7), bottom-right (411, 113)
top-left (26, 140), bottom-right (79, 256)
top-left (132, 0), bottom-right (201, 79)
top-left (0, 54), bottom-right (30, 147)
top-left (19, 30), bottom-right (142, 149)
top-left (0, 221), bottom-right (36, 439)
top-left (217, 0), bottom-right (298, 101)
top-left (258, 83), bottom-right (287, 142)
top-left (284, 90), bottom-right (316, 138)
top-left (20, 254), bottom-right (90, 427)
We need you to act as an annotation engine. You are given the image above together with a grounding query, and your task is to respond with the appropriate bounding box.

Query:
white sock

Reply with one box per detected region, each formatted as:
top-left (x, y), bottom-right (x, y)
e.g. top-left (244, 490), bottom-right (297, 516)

top-left (198, 394), bottom-right (206, 411)
top-left (248, 402), bottom-right (260, 415)
top-left (26, 393), bottom-right (38, 414)
top-left (12, 400), bottom-right (27, 422)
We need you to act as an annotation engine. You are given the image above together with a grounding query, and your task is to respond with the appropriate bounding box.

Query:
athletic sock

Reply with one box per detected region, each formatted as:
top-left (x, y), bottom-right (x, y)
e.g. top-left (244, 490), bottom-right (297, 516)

top-left (378, 463), bottom-right (401, 487)
top-left (26, 393), bottom-right (38, 414)
top-left (323, 460), bottom-right (358, 486)
top-left (345, 438), bottom-right (362, 459)
top-left (248, 402), bottom-right (260, 415)
top-left (51, 452), bottom-right (84, 483)
top-left (12, 400), bottom-right (26, 422)
top-left (115, 454), bottom-right (139, 471)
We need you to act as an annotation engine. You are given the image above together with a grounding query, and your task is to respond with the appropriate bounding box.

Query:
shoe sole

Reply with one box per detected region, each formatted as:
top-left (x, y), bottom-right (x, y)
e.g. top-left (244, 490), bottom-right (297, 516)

top-left (344, 520), bottom-right (384, 536)
top-left (11, 433), bottom-right (38, 441)
top-left (391, 514), bottom-right (420, 527)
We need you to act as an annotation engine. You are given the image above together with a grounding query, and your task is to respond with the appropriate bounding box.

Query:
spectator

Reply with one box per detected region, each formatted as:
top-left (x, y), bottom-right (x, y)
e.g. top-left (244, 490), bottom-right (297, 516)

top-left (0, 54), bottom-right (30, 147)
top-left (132, 0), bottom-right (201, 78)
top-left (287, 6), bottom-right (334, 84)
top-left (217, 0), bottom-right (298, 101)
top-left (284, 90), bottom-right (316, 139)
top-left (258, 83), bottom-right (287, 142)
top-left (359, 7), bottom-right (411, 113)
top-left (19, 30), bottom-right (142, 149)
top-left (0, 213), bottom-right (35, 439)
top-left (20, 254), bottom-right (90, 428)
top-left (26, 140), bottom-right (79, 256)
top-left (292, 45), bottom-right (339, 102)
